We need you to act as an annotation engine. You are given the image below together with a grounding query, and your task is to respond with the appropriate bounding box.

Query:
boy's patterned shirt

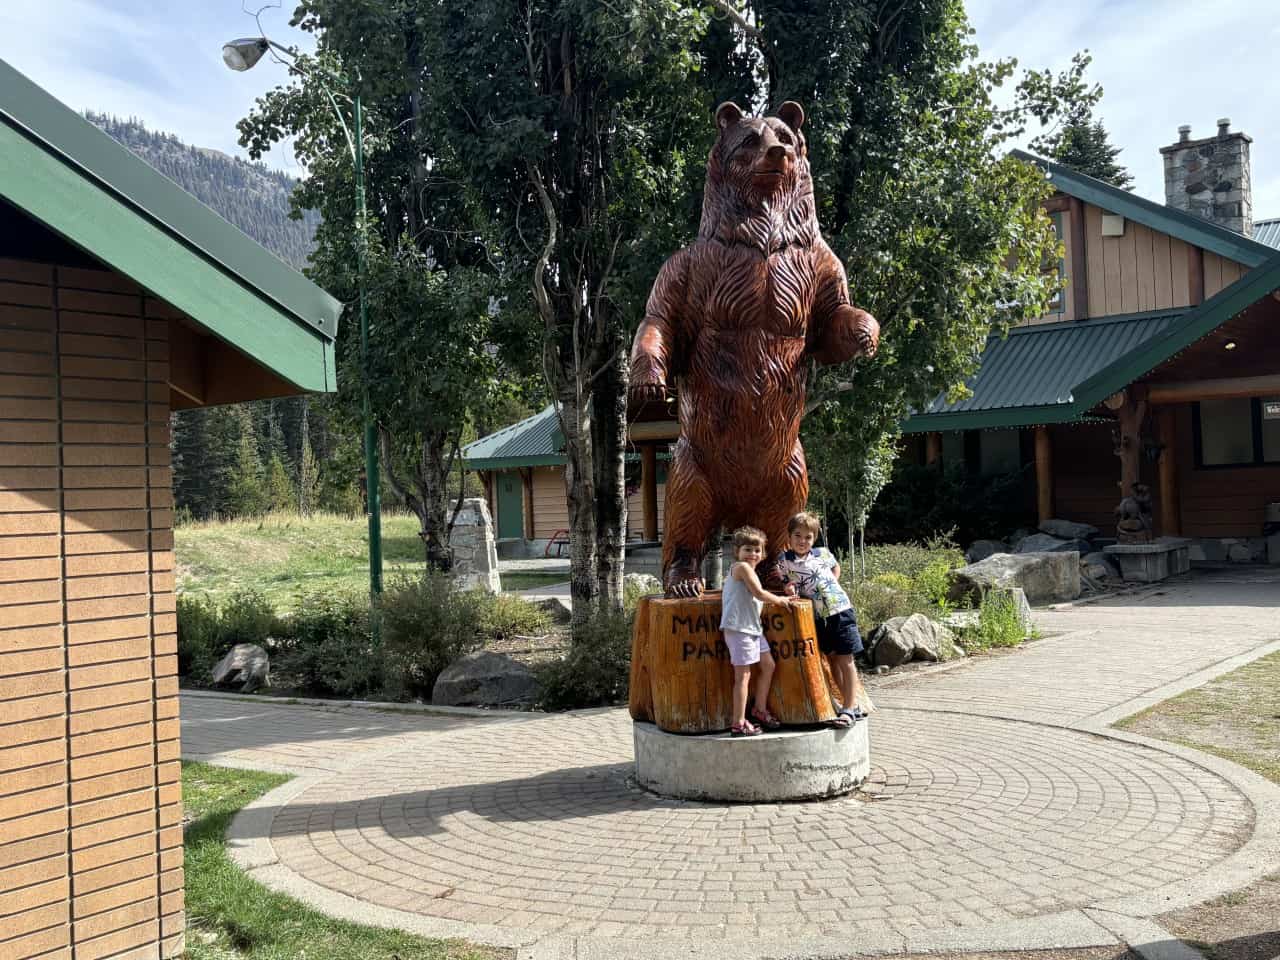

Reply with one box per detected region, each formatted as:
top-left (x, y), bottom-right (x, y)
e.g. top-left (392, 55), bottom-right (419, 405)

top-left (778, 547), bottom-right (852, 619)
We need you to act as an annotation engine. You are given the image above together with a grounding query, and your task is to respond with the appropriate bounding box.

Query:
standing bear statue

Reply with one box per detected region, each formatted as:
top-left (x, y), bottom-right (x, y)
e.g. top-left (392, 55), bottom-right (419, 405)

top-left (629, 100), bottom-right (879, 597)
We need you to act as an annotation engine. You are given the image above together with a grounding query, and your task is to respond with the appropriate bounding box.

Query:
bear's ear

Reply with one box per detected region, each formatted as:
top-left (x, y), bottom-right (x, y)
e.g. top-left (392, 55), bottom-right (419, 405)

top-left (777, 101), bottom-right (805, 132)
top-left (715, 101), bottom-right (745, 131)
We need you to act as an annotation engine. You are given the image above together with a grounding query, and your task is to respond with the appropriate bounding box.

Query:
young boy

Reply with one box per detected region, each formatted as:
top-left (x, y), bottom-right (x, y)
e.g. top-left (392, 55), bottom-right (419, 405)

top-left (778, 512), bottom-right (868, 727)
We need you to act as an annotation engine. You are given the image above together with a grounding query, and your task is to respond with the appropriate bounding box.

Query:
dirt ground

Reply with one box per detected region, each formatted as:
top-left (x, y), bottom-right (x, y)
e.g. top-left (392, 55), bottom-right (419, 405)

top-left (1119, 651), bottom-right (1280, 960)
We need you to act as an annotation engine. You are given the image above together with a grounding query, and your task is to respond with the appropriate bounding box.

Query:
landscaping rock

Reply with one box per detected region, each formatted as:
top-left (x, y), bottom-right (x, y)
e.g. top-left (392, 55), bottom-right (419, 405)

top-left (966, 539), bottom-right (1007, 564)
top-left (211, 643), bottom-right (270, 693)
top-left (533, 596), bottom-right (572, 623)
top-left (949, 552), bottom-right (1080, 606)
top-left (1082, 551), bottom-right (1121, 581)
top-left (868, 613), bottom-right (953, 667)
top-left (1017, 533), bottom-right (1092, 555)
top-left (432, 651), bottom-right (539, 707)
top-left (1227, 542), bottom-right (1253, 564)
top-left (1008, 527), bottom-right (1037, 550)
top-left (1039, 518), bottom-right (1100, 541)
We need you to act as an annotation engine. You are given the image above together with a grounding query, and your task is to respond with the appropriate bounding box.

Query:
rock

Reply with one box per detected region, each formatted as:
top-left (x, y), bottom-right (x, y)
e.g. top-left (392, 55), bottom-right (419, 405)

top-left (868, 613), bottom-right (953, 667)
top-left (1227, 543), bottom-right (1253, 563)
top-left (449, 498), bottom-right (501, 593)
top-left (211, 643), bottom-right (270, 693)
top-left (432, 651), bottom-right (539, 707)
top-left (1039, 518), bottom-right (1100, 541)
top-left (1017, 533), bottom-right (1092, 555)
top-left (1082, 551), bottom-right (1121, 580)
top-left (989, 586), bottom-right (1033, 633)
top-left (966, 539), bottom-right (1007, 564)
top-left (949, 552), bottom-right (1080, 606)
top-left (624, 573), bottom-right (663, 595)
top-left (1008, 527), bottom-right (1037, 550)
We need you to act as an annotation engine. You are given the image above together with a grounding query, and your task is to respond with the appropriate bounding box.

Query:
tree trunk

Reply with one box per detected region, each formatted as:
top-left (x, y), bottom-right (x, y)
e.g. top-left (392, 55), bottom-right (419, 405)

top-left (592, 340), bottom-right (628, 612)
top-left (558, 385), bottom-right (599, 630)
top-left (418, 437), bottom-right (452, 571)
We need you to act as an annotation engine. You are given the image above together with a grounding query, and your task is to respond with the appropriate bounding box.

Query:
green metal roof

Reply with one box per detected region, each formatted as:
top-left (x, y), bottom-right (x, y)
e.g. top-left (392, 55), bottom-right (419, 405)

top-left (0, 58), bottom-right (339, 394)
top-left (906, 250), bottom-right (1280, 433)
top-left (903, 310), bottom-right (1188, 433)
top-left (1013, 150), bottom-right (1278, 269)
top-left (463, 406), bottom-right (565, 469)
top-left (1254, 218), bottom-right (1280, 250)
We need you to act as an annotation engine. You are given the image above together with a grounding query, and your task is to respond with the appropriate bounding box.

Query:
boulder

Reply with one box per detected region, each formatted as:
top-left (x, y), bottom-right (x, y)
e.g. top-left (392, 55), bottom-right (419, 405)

top-left (949, 552), bottom-right (1080, 606)
top-left (1039, 518), bottom-right (1100, 541)
top-left (533, 596), bottom-right (572, 623)
top-left (989, 586), bottom-right (1033, 633)
top-left (1016, 533), bottom-right (1092, 555)
top-left (1227, 542), bottom-right (1253, 564)
top-left (868, 613), bottom-right (954, 667)
top-left (1008, 527), bottom-right (1037, 550)
top-left (211, 643), bottom-right (270, 693)
top-left (966, 539), bottom-right (1007, 564)
top-left (1082, 551), bottom-right (1121, 581)
top-left (432, 651), bottom-right (539, 707)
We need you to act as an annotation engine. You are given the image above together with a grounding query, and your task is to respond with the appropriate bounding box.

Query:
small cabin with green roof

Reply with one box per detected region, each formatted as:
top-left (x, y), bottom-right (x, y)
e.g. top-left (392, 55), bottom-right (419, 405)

top-left (0, 59), bottom-right (338, 959)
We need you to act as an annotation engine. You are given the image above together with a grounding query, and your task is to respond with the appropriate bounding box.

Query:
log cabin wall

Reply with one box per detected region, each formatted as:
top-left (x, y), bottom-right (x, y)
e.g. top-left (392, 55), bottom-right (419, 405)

top-left (0, 257), bottom-right (183, 959)
top-left (1172, 403), bottom-right (1280, 538)
top-left (1048, 421), bottom-right (1153, 534)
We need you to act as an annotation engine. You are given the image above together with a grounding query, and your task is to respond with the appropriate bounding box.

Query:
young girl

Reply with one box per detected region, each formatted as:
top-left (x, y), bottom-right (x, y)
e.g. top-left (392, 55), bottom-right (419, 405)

top-left (720, 526), bottom-right (798, 736)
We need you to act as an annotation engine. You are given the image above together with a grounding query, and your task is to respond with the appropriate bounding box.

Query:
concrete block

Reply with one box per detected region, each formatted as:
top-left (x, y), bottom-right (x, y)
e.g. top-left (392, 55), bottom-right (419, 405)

top-left (1104, 538), bottom-right (1191, 583)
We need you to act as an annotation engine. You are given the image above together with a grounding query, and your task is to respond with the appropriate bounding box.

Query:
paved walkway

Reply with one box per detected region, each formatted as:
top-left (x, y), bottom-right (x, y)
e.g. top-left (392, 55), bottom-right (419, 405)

top-left (182, 569), bottom-right (1280, 960)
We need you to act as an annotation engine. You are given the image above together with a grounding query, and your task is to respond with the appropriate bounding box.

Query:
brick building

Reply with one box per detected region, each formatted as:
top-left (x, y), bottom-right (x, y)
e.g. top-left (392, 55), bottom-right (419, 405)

top-left (0, 59), bottom-right (339, 958)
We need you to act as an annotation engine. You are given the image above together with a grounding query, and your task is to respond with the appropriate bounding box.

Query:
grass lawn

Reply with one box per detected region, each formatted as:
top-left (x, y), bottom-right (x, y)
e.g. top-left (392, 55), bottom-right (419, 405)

top-left (1116, 650), bottom-right (1280, 960)
top-left (175, 513), bottom-right (565, 606)
top-left (182, 761), bottom-right (507, 960)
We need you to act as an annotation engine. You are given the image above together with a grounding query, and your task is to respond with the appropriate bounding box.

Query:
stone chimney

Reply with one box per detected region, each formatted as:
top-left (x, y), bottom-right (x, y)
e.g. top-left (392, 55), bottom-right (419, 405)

top-left (1160, 119), bottom-right (1253, 236)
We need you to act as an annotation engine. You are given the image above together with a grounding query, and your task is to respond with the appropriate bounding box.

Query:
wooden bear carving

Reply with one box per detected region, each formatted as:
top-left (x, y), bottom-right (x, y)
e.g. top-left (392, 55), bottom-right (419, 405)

top-left (630, 101), bottom-right (879, 597)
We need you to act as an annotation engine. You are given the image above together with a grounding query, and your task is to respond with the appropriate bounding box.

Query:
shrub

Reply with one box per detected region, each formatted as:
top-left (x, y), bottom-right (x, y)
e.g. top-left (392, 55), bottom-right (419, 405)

top-left (378, 574), bottom-right (488, 700)
top-left (871, 461), bottom-right (1034, 544)
top-left (177, 589), bottom-right (280, 683)
top-left (869, 572), bottom-right (913, 593)
top-left (845, 578), bottom-right (934, 633)
top-left (536, 607), bottom-right (634, 710)
top-left (478, 593), bottom-right (552, 641)
top-left (273, 593), bottom-right (379, 699)
top-left (961, 589), bottom-right (1028, 651)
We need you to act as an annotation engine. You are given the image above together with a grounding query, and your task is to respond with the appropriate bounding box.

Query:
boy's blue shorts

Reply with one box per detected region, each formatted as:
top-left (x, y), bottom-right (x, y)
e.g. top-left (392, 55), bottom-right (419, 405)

top-left (816, 609), bottom-right (863, 656)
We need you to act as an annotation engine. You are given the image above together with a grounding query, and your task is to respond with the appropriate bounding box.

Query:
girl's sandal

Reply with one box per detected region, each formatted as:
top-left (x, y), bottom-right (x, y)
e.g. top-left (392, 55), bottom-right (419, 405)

top-left (830, 710), bottom-right (854, 728)
top-left (730, 720), bottom-right (762, 737)
top-left (749, 706), bottom-right (781, 730)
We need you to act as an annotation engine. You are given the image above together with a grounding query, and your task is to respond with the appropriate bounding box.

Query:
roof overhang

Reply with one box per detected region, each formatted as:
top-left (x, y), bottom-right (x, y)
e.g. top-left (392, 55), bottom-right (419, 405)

top-left (0, 58), bottom-right (339, 397)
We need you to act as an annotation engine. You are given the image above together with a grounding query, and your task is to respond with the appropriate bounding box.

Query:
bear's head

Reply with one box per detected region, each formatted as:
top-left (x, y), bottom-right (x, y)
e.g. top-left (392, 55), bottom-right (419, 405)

top-left (699, 100), bottom-right (817, 250)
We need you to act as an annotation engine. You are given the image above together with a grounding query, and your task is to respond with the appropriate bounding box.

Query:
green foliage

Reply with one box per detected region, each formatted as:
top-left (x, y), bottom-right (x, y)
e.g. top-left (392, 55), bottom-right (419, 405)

top-left (840, 535), bottom-right (964, 631)
top-left (1043, 119), bottom-right (1134, 189)
top-left (871, 461), bottom-right (1034, 544)
top-left (961, 589), bottom-right (1029, 651)
top-left (846, 578), bottom-right (936, 633)
top-left (378, 575), bottom-right (487, 701)
top-left (273, 593), bottom-right (381, 699)
top-left (915, 558), bottom-right (957, 607)
top-left (870, 572), bottom-right (913, 593)
top-left (477, 593), bottom-right (554, 642)
top-left (1026, 52), bottom-right (1132, 188)
top-left (266, 453), bottom-right (298, 513)
top-left (536, 608), bottom-right (634, 710)
top-left (177, 590), bottom-right (280, 682)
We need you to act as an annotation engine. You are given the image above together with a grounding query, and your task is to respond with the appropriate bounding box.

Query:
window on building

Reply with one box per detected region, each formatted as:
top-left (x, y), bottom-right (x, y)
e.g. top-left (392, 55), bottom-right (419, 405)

top-left (1194, 397), bottom-right (1280, 467)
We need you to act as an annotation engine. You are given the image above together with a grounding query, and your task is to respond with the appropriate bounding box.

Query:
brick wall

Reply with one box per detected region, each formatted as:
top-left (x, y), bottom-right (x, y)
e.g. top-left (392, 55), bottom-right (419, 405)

top-left (1, 257), bottom-right (182, 959)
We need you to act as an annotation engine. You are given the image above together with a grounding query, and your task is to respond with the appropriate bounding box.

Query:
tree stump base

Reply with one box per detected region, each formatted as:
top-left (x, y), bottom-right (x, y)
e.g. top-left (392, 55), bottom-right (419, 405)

top-left (629, 593), bottom-right (839, 734)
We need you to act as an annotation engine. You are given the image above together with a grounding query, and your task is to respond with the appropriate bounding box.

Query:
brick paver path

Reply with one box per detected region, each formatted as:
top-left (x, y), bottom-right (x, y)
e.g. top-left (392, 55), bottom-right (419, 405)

top-left (182, 570), bottom-right (1280, 955)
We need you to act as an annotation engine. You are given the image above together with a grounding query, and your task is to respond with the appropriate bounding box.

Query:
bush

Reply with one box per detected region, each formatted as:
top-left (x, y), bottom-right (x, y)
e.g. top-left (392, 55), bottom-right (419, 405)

top-left (478, 593), bottom-right (552, 641)
top-left (536, 607), bottom-right (634, 710)
top-left (177, 589), bottom-right (280, 682)
top-left (273, 593), bottom-right (379, 699)
top-left (378, 574), bottom-right (488, 700)
top-left (871, 461), bottom-right (1034, 544)
top-left (869, 572), bottom-right (913, 593)
top-left (961, 589), bottom-right (1028, 651)
top-left (845, 578), bottom-right (935, 633)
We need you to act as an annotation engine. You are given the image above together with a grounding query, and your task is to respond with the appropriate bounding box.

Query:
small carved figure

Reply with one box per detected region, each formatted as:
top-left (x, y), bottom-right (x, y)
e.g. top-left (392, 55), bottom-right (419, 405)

top-left (629, 101), bottom-right (878, 597)
top-left (1116, 483), bottom-right (1154, 544)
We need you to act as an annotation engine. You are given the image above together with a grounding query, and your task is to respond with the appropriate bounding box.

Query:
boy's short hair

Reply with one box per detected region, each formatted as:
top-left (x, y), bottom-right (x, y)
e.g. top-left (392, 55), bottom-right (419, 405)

top-left (731, 526), bottom-right (767, 550)
top-left (787, 512), bottom-right (821, 536)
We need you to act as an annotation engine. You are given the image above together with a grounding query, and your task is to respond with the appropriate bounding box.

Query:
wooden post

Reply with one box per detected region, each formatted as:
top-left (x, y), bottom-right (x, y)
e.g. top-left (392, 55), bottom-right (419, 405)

top-left (1105, 388), bottom-right (1152, 542)
top-left (925, 432), bottom-right (942, 466)
top-left (1067, 197), bottom-right (1089, 320)
top-left (1034, 425), bottom-right (1054, 524)
top-left (481, 471), bottom-right (494, 521)
top-left (1157, 408), bottom-right (1181, 536)
top-left (520, 467), bottom-right (535, 539)
top-left (641, 443), bottom-right (659, 541)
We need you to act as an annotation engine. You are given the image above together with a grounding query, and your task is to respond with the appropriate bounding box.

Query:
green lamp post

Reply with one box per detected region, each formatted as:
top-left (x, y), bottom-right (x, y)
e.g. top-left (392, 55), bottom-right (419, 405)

top-left (222, 37), bottom-right (384, 603)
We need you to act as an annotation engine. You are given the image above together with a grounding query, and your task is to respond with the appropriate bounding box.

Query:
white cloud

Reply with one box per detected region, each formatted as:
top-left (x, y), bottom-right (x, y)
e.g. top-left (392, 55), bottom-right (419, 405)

top-left (968, 0), bottom-right (1280, 221)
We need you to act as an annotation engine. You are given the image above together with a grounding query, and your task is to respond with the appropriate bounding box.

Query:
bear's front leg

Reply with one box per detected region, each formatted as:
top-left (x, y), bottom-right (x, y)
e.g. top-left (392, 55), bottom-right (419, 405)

top-left (809, 303), bottom-right (879, 367)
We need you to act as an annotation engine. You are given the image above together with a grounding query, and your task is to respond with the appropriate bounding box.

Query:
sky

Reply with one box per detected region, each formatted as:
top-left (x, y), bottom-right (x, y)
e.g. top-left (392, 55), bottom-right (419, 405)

top-left (4, 0), bottom-right (1280, 219)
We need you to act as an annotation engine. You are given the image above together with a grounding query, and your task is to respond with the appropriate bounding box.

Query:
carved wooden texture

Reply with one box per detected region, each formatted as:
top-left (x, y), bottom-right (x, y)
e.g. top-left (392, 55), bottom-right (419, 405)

top-left (629, 101), bottom-right (879, 597)
top-left (628, 593), bottom-right (838, 733)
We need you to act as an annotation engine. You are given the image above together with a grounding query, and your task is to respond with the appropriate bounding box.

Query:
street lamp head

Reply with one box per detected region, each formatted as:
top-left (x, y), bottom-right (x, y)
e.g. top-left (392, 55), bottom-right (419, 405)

top-left (222, 37), bottom-right (269, 72)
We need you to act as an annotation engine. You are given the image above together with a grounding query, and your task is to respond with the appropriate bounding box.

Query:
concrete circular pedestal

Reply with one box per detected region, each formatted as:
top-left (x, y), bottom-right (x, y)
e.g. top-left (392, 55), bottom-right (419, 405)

top-left (633, 720), bottom-right (870, 803)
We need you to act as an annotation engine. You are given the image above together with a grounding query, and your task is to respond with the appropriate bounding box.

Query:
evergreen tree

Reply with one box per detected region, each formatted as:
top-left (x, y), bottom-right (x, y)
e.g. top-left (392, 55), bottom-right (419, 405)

top-left (1045, 119), bottom-right (1133, 188)
top-left (226, 407), bottom-right (268, 516)
top-left (1024, 52), bottom-right (1132, 188)
top-left (265, 454), bottom-right (297, 513)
